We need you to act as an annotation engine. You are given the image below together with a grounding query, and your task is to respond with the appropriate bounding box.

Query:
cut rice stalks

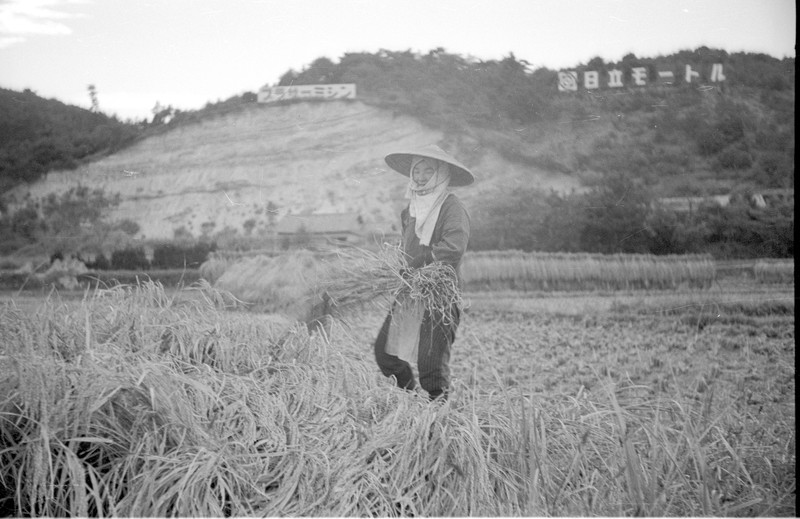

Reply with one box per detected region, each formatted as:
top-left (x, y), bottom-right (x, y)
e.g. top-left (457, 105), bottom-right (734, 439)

top-left (317, 245), bottom-right (465, 324)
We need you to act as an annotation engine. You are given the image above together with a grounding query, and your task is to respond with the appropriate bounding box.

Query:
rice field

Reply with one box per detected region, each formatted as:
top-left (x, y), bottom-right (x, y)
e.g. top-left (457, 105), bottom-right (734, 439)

top-left (0, 277), bottom-right (794, 516)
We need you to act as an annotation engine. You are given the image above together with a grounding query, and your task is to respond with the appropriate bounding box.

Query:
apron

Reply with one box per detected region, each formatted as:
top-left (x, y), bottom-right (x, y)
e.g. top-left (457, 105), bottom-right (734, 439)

top-left (384, 296), bottom-right (425, 364)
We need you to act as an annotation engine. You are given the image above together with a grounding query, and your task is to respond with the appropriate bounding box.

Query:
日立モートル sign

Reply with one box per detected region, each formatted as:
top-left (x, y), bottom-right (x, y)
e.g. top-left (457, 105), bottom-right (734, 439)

top-left (558, 63), bottom-right (726, 92)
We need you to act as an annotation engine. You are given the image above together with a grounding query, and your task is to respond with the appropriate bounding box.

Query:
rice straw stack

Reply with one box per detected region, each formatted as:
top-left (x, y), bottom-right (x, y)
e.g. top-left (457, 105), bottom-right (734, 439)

top-left (317, 244), bottom-right (464, 323)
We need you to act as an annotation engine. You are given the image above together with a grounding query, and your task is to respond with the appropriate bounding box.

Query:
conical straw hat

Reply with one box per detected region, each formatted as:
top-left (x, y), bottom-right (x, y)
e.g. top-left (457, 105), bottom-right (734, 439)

top-left (385, 144), bottom-right (475, 186)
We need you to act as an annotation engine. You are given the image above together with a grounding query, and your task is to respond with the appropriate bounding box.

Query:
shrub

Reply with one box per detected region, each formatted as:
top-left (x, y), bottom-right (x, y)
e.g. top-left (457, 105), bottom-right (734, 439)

top-left (243, 218), bottom-right (257, 235)
top-left (115, 219), bottom-right (141, 236)
top-left (9, 204), bottom-right (42, 241)
top-left (701, 204), bottom-right (793, 258)
top-left (0, 271), bottom-right (45, 290)
top-left (0, 229), bottom-right (32, 255)
top-left (695, 126), bottom-right (729, 155)
top-left (81, 252), bottom-right (110, 271)
top-left (111, 247), bottom-right (149, 270)
top-left (151, 242), bottom-right (216, 270)
top-left (717, 145), bottom-right (753, 170)
top-left (173, 226), bottom-right (194, 241)
top-left (751, 151), bottom-right (794, 187)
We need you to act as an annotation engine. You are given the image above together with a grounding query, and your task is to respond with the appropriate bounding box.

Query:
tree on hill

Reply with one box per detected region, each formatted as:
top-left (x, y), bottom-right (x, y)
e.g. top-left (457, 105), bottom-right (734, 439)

top-left (40, 185), bottom-right (120, 235)
top-left (0, 88), bottom-right (143, 192)
top-left (579, 174), bottom-right (653, 253)
top-left (0, 185), bottom-right (137, 257)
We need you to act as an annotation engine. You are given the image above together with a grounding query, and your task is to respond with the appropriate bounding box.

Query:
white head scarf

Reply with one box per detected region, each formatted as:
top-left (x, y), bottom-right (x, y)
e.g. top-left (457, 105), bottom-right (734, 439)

top-left (406, 157), bottom-right (451, 246)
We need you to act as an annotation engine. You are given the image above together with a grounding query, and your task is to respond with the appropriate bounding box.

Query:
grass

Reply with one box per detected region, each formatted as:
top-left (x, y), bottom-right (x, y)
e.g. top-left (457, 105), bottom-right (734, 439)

top-left (0, 281), bottom-right (522, 516)
top-left (0, 281), bottom-right (794, 516)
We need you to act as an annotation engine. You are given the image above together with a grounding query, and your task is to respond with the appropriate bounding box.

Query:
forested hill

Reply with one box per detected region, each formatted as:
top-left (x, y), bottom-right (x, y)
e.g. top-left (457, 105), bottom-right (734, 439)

top-left (276, 47), bottom-right (794, 196)
top-left (0, 88), bottom-right (142, 192)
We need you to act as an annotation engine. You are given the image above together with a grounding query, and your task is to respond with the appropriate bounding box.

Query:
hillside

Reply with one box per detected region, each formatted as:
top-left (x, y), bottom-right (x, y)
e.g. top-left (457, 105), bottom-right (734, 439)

top-left (0, 48), bottom-right (793, 257)
top-left (280, 49), bottom-right (794, 195)
top-left (2, 100), bottom-right (580, 241)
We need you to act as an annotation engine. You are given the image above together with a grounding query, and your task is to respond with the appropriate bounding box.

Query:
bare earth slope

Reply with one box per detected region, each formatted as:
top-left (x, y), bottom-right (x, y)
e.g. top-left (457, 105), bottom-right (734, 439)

top-left (6, 101), bottom-right (580, 240)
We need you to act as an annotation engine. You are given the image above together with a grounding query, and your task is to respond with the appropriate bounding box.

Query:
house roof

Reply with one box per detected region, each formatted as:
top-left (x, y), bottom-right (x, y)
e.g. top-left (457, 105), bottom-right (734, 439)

top-left (275, 213), bottom-right (362, 235)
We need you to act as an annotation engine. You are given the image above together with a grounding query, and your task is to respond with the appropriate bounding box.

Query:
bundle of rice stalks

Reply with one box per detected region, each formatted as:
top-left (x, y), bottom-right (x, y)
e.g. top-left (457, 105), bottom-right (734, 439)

top-left (314, 246), bottom-right (403, 310)
top-left (317, 245), bottom-right (464, 323)
top-left (399, 261), bottom-right (463, 324)
top-left (198, 253), bottom-right (234, 283)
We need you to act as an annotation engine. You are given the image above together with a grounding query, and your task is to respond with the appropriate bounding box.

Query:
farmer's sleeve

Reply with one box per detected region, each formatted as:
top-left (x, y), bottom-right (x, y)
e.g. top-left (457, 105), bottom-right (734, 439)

top-left (430, 197), bottom-right (470, 267)
top-left (400, 206), bottom-right (410, 234)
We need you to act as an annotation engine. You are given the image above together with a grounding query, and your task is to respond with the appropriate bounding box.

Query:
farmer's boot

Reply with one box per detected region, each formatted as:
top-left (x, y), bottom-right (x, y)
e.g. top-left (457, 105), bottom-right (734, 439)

top-left (428, 388), bottom-right (448, 402)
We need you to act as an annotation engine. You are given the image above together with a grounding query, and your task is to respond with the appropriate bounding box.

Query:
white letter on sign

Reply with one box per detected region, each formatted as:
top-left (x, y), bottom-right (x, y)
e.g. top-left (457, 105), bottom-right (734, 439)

top-left (710, 63), bottom-right (726, 82)
top-left (607, 69), bottom-right (624, 88)
top-left (558, 71), bottom-right (578, 92)
top-left (631, 67), bottom-right (647, 86)
top-left (584, 71), bottom-right (600, 89)
top-left (685, 65), bottom-right (700, 83)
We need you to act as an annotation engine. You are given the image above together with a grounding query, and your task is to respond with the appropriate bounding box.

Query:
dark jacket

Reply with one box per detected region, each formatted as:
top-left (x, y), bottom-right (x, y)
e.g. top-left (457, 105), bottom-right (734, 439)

top-left (400, 193), bottom-right (470, 287)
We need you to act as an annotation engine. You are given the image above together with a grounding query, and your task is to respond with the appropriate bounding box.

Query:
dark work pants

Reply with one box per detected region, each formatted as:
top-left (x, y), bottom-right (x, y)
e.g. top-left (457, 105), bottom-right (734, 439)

top-left (373, 306), bottom-right (460, 399)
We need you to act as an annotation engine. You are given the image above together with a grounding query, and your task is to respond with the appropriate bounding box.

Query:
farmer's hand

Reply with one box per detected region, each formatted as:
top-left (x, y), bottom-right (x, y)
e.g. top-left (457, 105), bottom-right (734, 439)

top-left (407, 251), bottom-right (433, 269)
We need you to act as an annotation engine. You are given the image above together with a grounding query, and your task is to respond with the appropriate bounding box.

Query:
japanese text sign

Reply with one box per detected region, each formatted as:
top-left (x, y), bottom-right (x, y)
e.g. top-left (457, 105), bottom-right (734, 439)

top-left (558, 64), bottom-right (726, 92)
top-left (257, 84), bottom-right (357, 103)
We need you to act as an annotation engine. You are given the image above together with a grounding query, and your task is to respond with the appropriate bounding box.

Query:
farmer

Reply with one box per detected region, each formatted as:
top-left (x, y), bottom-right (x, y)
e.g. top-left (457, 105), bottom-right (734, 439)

top-left (374, 144), bottom-right (474, 401)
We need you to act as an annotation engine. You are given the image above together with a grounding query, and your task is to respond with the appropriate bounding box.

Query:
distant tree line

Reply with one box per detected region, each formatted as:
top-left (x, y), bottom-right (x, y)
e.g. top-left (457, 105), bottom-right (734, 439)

top-left (279, 49), bottom-right (558, 128)
top-left (85, 242), bottom-right (217, 271)
top-left (0, 184), bottom-right (218, 268)
top-left (279, 47), bottom-right (793, 123)
top-left (0, 185), bottom-right (133, 255)
top-left (469, 175), bottom-right (793, 258)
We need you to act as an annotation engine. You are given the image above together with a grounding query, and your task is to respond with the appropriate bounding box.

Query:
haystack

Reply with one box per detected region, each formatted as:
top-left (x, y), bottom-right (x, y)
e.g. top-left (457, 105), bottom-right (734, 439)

top-left (213, 251), bottom-right (324, 323)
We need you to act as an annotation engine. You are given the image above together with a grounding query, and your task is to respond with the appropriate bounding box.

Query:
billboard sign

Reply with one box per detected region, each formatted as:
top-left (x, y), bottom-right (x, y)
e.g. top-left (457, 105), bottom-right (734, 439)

top-left (258, 83), bottom-right (357, 103)
top-left (557, 64), bottom-right (726, 92)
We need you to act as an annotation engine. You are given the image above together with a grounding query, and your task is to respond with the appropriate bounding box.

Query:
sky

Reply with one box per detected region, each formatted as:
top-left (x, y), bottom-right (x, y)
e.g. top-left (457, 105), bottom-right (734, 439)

top-left (0, 0), bottom-right (795, 121)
